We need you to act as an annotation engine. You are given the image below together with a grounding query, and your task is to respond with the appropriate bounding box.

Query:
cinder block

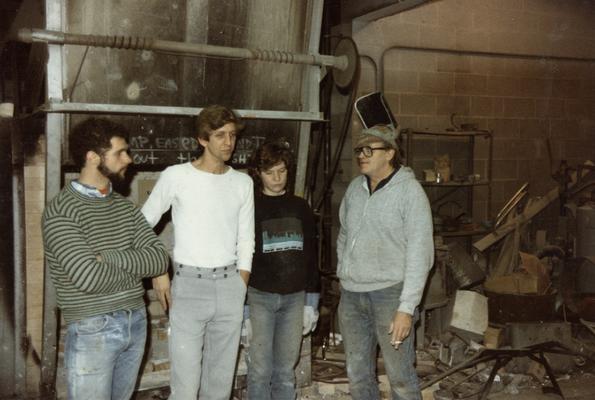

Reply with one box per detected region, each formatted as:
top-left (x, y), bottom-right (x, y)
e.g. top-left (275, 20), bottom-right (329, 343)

top-left (470, 96), bottom-right (494, 116)
top-left (486, 76), bottom-right (521, 97)
top-left (519, 119), bottom-right (548, 139)
top-left (420, 26), bottom-right (455, 49)
top-left (24, 166), bottom-right (45, 178)
top-left (448, 290), bottom-right (488, 340)
top-left (24, 177), bottom-right (45, 192)
top-left (473, 8), bottom-right (527, 32)
top-left (505, 59), bottom-right (545, 79)
top-left (25, 200), bottom-right (45, 214)
top-left (487, 119), bottom-right (520, 139)
top-left (536, 99), bottom-right (565, 118)
top-left (454, 74), bottom-right (487, 95)
top-left (492, 160), bottom-right (518, 180)
top-left (437, 2), bottom-right (473, 27)
top-left (436, 95), bottom-right (469, 115)
top-left (383, 50), bottom-right (400, 67)
top-left (400, 94), bottom-right (436, 114)
top-left (358, 70), bottom-right (376, 93)
top-left (550, 119), bottom-right (579, 138)
top-left (566, 140), bottom-right (594, 160)
top-left (471, 56), bottom-right (507, 76)
top-left (456, 29), bottom-right (491, 52)
top-left (417, 115), bottom-right (452, 131)
top-left (565, 99), bottom-right (593, 119)
top-left (579, 80), bottom-right (595, 99)
top-left (419, 72), bottom-right (454, 94)
top-left (489, 31), bottom-right (543, 56)
top-left (383, 92), bottom-right (399, 113)
top-left (553, 79), bottom-right (580, 98)
top-left (24, 189), bottom-right (45, 204)
top-left (579, 119), bottom-right (595, 140)
top-left (398, 51), bottom-right (437, 73)
top-left (518, 78), bottom-right (552, 98)
top-left (376, 20), bottom-right (419, 47)
top-left (383, 69), bottom-right (418, 93)
top-left (501, 98), bottom-right (536, 118)
top-left (437, 54), bottom-right (471, 74)
top-left (397, 115), bottom-right (419, 130)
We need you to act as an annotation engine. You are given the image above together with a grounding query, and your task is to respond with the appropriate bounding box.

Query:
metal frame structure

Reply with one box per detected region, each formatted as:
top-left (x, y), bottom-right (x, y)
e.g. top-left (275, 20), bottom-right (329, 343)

top-left (420, 341), bottom-right (589, 399)
top-left (39, 0), bottom-right (326, 395)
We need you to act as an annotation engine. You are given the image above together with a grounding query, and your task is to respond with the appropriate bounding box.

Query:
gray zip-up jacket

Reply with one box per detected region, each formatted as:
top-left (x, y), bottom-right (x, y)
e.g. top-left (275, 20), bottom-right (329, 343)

top-left (336, 166), bottom-right (434, 315)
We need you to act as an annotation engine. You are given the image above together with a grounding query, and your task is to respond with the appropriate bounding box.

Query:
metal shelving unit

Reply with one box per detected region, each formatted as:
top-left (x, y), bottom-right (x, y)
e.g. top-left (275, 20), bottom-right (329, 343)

top-left (403, 129), bottom-right (493, 237)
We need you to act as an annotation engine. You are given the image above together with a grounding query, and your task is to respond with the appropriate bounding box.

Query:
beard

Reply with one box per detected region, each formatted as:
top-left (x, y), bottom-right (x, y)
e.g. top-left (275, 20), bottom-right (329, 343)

top-left (98, 160), bottom-right (126, 183)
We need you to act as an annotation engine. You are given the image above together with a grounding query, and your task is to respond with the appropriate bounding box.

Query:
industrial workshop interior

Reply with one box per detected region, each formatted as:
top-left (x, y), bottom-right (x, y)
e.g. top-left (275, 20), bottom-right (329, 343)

top-left (2, 0), bottom-right (595, 399)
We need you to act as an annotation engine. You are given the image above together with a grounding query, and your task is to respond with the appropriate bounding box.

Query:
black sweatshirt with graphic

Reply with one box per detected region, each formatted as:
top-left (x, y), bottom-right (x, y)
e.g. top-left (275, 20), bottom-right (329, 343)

top-left (249, 192), bottom-right (319, 294)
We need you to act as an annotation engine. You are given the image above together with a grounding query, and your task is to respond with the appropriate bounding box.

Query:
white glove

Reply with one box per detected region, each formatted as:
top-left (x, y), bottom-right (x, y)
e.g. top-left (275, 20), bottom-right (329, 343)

top-left (241, 318), bottom-right (252, 347)
top-left (302, 305), bottom-right (319, 335)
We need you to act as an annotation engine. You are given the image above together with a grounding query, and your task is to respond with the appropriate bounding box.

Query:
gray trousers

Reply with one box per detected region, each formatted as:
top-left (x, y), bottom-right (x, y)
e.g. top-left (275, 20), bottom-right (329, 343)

top-left (168, 265), bottom-right (246, 400)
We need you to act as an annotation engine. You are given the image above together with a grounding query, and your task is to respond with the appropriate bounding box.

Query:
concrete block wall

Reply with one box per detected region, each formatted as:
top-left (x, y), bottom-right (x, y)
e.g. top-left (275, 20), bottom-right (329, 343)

top-left (351, 0), bottom-right (595, 226)
top-left (24, 135), bottom-right (45, 395)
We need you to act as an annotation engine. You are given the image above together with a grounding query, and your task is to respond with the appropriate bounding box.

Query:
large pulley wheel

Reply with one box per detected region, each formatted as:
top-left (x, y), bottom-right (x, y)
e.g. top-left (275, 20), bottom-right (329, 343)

top-left (332, 37), bottom-right (359, 90)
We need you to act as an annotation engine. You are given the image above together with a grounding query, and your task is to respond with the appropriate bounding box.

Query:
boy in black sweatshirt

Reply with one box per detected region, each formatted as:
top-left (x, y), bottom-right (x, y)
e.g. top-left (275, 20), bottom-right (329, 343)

top-left (245, 141), bottom-right (319, 400)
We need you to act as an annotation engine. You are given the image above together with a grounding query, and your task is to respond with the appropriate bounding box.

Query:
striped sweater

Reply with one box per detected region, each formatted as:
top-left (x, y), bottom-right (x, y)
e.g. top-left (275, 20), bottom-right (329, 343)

top-left (42, 183), bottom-right (169, 323)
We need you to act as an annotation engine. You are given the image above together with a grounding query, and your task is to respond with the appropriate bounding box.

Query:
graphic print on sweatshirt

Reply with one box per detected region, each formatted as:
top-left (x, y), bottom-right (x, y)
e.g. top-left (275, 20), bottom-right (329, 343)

top-left (262, 217), bottom-right (304, 253)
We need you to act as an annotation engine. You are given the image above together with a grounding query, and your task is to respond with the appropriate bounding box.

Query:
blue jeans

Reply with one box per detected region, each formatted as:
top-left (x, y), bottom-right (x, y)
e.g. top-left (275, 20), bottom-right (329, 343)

top-left (338, 284), bottom-right (421, 400)
top-left (65, 307), bottom-right (147, 400)
top-left (247, 287), bottom-right (305, 400)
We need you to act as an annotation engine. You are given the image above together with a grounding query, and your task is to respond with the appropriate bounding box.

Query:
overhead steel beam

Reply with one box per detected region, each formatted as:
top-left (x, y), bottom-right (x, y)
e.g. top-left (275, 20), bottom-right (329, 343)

top-left (349, 0), bottom-right (431, 31)
top-left (352, 0), bottom-right (430, 22)
top-left (39, 100), bottom-right (324, 121)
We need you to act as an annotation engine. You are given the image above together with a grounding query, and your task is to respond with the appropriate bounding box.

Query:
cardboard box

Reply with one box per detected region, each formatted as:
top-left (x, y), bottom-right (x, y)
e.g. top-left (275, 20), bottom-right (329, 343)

top-left (484, 271), bottom-right (546, 295)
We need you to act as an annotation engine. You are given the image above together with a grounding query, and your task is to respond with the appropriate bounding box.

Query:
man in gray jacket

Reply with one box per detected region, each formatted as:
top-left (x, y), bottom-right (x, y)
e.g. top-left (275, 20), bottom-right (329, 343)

top-left (337, 124), bottom-right (434, 400)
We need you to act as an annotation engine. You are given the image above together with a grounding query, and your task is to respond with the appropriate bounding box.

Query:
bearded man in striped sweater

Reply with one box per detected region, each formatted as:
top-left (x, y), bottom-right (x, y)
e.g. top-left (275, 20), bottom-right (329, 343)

top-left (42, 118), bottom-right (169, 400)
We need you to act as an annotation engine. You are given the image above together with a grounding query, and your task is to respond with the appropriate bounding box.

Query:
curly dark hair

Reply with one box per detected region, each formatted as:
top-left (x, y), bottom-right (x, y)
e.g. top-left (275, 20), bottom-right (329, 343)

top-left (248, 140), bottom-right (294, 191)
top-left (195, 105), bottom-right (244, 142)
top-left (69, 118), bottom-right (129, 169)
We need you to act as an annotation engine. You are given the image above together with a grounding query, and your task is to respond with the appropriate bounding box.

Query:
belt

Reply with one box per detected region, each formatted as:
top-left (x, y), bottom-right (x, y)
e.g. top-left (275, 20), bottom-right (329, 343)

top-left (174, 263), bottom-right (238, 280)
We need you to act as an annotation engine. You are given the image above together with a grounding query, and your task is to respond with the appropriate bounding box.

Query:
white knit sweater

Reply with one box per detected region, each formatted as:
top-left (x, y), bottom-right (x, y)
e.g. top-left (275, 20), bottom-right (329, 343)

top-left (142, 162), bottom-right (255, 271)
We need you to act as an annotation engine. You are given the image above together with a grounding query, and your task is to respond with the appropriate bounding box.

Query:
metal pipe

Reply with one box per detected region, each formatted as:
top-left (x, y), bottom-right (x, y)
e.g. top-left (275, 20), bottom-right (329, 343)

top-left (378, 44), bottom-right (595, 91)
top-left (295, 0), bottom-right (324, 197)
top-left (40, 1), bottom-right (62, 397)
top-left (18, 28), bottom-right (349, 71)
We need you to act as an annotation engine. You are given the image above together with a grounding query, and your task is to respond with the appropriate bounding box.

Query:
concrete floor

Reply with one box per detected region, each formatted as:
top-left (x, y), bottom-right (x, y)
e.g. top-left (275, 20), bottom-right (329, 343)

top-left (133, 338), bottom-right (595, 399)
top-left (134, 370), bottom-right (595, 400)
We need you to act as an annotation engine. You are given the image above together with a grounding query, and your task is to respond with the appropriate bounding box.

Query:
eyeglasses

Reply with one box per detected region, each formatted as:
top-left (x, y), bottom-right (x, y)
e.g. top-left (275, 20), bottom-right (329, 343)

top-left (353, 146), bottom-right (391, 157)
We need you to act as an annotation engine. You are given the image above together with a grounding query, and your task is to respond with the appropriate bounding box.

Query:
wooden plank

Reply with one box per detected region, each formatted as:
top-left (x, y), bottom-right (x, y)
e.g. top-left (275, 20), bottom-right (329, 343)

top-left (473, 186), bottom-right (559, 252)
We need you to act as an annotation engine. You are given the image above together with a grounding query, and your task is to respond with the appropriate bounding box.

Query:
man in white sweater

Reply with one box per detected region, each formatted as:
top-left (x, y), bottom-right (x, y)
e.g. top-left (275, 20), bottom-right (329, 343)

top-left (141, 105), bottom-right (255, 400)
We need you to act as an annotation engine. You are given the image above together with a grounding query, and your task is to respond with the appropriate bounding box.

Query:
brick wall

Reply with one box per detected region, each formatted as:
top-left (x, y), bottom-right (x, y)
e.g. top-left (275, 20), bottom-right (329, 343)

top-left (350, 0), bottom-right (595, 226)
